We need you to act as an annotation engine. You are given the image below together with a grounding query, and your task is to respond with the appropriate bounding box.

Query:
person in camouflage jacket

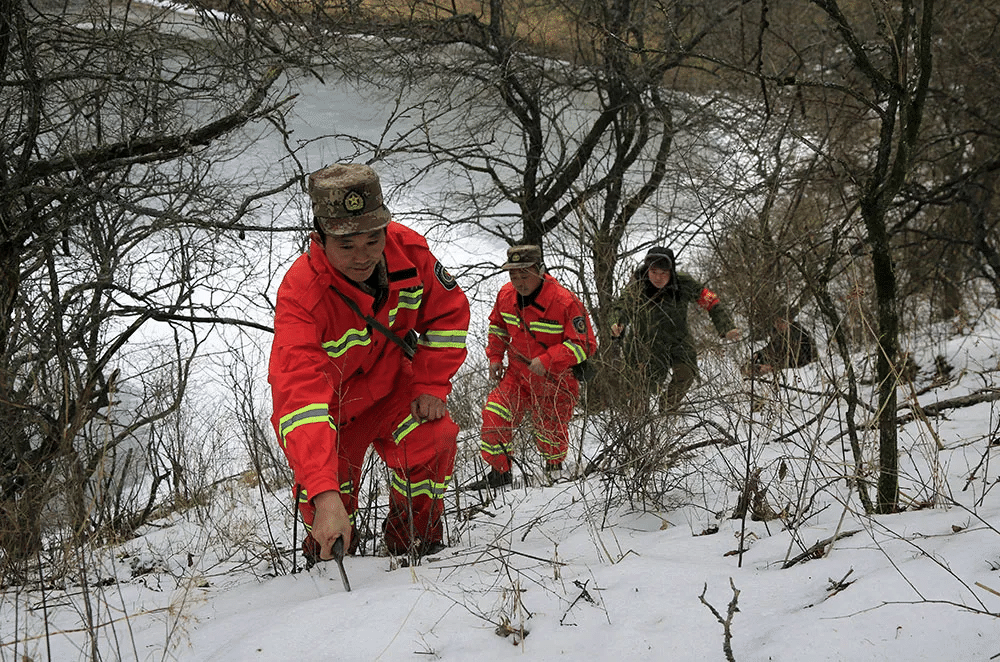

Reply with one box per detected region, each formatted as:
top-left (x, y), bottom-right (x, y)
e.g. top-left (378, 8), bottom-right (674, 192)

top-left (611, 246), bottom-right (740, 412)
top-left (744, 309), bottom-right (817, 377)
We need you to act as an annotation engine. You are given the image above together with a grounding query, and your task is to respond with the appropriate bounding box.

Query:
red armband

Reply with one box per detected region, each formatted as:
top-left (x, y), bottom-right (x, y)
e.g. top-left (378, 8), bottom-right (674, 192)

top-left (697, 288), bottom-right (720, 311)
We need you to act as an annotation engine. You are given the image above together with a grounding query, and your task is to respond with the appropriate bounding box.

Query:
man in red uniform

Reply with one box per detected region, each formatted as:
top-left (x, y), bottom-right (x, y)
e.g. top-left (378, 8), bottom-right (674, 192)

top-left (470, 245), bottom-right (597, 489)
top-left (269, 164), bottom-right (470, 564)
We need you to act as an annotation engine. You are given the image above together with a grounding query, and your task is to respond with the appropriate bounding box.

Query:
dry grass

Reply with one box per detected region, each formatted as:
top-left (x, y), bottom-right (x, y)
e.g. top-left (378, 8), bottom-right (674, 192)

top-left (311, 0), bottom-right (585, 62)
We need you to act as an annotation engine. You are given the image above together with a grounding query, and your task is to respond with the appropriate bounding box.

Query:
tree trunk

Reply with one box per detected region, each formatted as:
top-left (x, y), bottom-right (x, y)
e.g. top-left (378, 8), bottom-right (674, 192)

top-left (864, 203), bottom-right (901, 513)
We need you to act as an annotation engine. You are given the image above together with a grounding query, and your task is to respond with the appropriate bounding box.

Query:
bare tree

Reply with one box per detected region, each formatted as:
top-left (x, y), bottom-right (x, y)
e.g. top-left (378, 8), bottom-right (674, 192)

top-left (299, 0), bottom-right (754, 322)
top-left (693, 0), bottom-right (1000, 517)
top-left (892, 2), bottom-right (1000, 312)
top-left (712, 0), bottom-right (938, 513)
top-left (0, 0), bottom-right (311, 579)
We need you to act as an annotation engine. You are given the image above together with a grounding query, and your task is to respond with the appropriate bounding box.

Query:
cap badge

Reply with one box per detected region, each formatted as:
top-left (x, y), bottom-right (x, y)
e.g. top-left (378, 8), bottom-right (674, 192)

top-left (344, 190), bottom-right (366, 214)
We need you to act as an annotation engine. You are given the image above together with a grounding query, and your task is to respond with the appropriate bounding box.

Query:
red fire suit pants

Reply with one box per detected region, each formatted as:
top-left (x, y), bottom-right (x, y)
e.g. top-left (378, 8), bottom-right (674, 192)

top-left (297, 383), bottom-right (458, 556)
top-left (480, 371), bottom-right (578, 473)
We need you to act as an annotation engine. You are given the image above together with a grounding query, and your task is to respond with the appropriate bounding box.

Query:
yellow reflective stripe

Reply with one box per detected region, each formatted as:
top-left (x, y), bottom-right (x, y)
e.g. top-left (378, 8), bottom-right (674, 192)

top-left (529, 320), bottom-right (562, 334)
top-left (535, 430), bottom-right (556, 446)
top-left (322, 327), bottom-right (372, 358)
top-left (563, 339), bottom-right (587, 362)
top-left (419, 329), bottom-right (467, 349)
top-left (484, 401), bottom-right (513, 422)
top-left (387, 287), bottom-right (423, 326)
top-left (480, 439), bottom-right (510, 457)
top-left (299, 483), bottom-right (351, 500)
top-left (500, 312), bottom-right (520, 326)
top-left (539, 448), bottom-right (563, 461)
top-left (390, 472), bottom-right (452, 500)
top-left (397, 287), bottom-right (423, 310)
top-left (278, 403), bottom-right (334, 448)
top-left (391, 414), bottom-right (422, 445)
top-left (488, 324), bottom-right (509, 338)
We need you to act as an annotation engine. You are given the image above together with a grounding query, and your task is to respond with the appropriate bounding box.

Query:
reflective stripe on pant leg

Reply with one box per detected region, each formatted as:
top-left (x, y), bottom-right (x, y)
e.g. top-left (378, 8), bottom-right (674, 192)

top-left (530, 384), bottom-right (575, 464)
top-left (479, 378), bottom-right (524, 473)
top-left (379, 415), bottom-right (459, 554)
top-left (481, 399), bottom-right (515, 471)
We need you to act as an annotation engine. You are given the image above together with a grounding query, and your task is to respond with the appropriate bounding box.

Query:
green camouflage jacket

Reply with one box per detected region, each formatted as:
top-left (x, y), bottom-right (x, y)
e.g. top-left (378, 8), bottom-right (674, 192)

top-left (612, 271), bottom-right (735, 375)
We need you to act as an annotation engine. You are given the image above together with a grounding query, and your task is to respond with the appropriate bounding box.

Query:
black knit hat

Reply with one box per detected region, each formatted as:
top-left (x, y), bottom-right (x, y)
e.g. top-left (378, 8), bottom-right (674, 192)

top-left (643, 246), bottom-right (674, 270)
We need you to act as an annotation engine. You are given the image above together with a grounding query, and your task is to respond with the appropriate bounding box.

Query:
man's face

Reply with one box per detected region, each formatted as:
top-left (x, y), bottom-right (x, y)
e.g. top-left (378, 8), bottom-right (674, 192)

top-left (508, 267), bottom-right (543, 296)
top-left (323, 229), bottom-right (386, 283)
top-left (648, 265), bottom-right (671, 289)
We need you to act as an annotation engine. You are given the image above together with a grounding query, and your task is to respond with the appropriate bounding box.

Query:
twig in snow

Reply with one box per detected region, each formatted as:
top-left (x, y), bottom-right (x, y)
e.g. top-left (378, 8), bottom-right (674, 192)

top-left (699, 578), bottom-right (740, 662)
top-left (559, 579), bottom-right (597, 625)
top-left (782, 529), bottom-right (862, 569)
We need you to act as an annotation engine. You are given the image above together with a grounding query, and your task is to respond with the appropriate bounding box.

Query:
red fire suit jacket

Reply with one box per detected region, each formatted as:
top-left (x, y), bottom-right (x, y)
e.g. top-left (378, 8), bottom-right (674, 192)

top-left (268, 223), bottom-right (470, 502)
top-left (485, 274), bottom-right (597, 382)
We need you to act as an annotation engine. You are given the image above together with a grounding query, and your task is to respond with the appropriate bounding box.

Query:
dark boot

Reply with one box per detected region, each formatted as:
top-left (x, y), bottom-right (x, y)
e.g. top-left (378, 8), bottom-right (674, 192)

top-left (386, 537), bottom-right (448, 560)
top-left (544, 461), bottom-right (563, 473)
top-left (464, 468), bottom-right (512, 490)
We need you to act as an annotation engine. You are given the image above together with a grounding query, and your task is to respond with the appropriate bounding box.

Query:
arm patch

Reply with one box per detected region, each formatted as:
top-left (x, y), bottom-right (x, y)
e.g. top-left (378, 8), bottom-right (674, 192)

top-left (572, 316), bottom-right (586, 334)
top-left (434, 261), bottom-right (458, 290)
top-left (697, 288), bottom-right (720, 311)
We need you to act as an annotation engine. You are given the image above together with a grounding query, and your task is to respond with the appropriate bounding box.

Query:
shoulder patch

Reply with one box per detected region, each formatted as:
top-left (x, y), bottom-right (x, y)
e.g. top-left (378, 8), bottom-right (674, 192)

top-left (572, 316), bottom-right (586, 334)
top-left (434, 261), bottom-right (458, 290)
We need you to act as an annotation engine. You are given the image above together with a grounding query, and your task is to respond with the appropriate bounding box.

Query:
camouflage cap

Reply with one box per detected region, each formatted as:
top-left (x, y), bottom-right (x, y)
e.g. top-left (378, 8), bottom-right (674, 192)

top-left (501, 244), bottom-right (542, 270)
top-left (308, 164), bottom-right (392, 237)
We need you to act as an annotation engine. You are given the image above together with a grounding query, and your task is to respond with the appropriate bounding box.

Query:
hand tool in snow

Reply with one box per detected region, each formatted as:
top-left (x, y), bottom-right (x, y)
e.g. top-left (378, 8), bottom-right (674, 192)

top-left (332, 536), bottom-right (351, 592)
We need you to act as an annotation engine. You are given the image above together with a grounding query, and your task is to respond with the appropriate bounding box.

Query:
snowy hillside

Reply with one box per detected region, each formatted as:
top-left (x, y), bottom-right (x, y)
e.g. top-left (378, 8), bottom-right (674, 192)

top-left (3, 309), bottom-right (999, 662)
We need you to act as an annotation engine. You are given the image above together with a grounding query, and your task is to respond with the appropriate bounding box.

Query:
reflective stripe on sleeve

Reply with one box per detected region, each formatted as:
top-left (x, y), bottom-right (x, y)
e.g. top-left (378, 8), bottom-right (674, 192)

top-left (500, 312), bottom-right (520, 327)
top-left (562, 339), bottom-right (587, 363)
top-left (418, 329), bottom-right (468, 349)
top-left (278, 403), bottom-right (335, 448)
top-left (488, 323), bottom-right (509, 339)
top-left (391, 414), bottom-right (421, 445)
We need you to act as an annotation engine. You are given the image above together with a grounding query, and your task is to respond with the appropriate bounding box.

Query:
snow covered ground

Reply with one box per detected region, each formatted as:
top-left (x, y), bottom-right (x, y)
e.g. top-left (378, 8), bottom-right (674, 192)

top-left (3, 309), bottom-right (999, 662)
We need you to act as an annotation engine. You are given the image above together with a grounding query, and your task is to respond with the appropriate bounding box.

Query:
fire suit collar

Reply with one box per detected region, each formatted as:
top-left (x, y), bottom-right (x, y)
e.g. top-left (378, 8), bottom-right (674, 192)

top-left (308, 225), bottom-right (421, 297)
top-left (516, 273), bottom-right (561, 311)
top-left (381, 236), bottom-right (422, 290)
top-left (515, 282), bottom-right (543, 310)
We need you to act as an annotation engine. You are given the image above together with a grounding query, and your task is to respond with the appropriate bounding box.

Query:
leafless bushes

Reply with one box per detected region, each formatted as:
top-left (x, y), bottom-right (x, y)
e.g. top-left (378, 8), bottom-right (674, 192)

top-left (0, 0), bottom-right (318, 585)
